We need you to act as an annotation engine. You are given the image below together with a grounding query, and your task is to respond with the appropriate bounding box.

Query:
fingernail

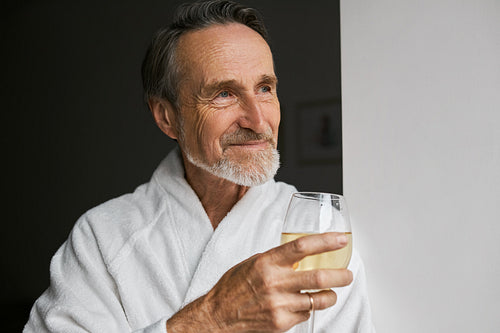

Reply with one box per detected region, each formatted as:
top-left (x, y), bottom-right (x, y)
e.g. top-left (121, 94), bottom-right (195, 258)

top-left (337, 235), bottom-right (348, 246)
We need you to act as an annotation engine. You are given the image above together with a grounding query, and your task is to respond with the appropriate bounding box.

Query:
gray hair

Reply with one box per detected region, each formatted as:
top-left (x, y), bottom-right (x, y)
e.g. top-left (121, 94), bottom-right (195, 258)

top-left (141, 0), bottom-right (269, 111)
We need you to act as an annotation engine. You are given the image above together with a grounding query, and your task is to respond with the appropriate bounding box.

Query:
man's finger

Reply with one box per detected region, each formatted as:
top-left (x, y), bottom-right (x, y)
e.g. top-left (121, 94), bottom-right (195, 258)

top-left (303, 289), bottom-right (338, 311)
top-left (272, 266), bottom-right (353, 292)
top-left (285, 289), bottom-right (338, 313)
top-left (270, 232), bottom-right (349, 266)
top-left (293, 269), bottom-right (353, 291)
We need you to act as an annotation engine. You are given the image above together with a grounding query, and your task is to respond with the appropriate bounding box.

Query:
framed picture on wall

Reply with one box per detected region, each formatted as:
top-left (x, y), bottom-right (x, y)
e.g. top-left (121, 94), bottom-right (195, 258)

top-left (296, 99), bottom-right (342, 164)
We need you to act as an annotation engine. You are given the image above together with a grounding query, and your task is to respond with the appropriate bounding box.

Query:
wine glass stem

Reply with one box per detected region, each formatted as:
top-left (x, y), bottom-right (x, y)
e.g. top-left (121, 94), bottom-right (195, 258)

top-left (296, 309), bottom-right (315, 332)
top-left (308, 309), bottom-right (315, 333)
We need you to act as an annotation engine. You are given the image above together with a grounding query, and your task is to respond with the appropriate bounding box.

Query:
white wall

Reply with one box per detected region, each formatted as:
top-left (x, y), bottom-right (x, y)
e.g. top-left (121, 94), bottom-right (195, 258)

top-left (341, 1), bottom-right (500, 332)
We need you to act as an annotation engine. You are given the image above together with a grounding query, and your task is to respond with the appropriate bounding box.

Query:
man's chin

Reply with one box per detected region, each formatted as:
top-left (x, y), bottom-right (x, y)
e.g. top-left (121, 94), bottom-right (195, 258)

top-left (217, 149), bottom-right (280, 186)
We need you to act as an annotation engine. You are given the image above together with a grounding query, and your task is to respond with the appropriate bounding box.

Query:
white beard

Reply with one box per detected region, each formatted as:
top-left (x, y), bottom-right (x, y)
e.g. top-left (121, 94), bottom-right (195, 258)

top-left (184, 144), bottom-right (280, 187)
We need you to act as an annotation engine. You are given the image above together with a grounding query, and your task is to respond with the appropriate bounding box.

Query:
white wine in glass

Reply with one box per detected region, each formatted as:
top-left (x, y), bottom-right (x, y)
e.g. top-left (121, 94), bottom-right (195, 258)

top-left (281, 192), bottom-right (352, 333)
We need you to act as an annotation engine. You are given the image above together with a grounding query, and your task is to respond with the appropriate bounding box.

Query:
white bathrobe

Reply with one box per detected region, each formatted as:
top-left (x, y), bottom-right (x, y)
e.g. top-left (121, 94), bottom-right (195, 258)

top-left (24, 149), bottom-right (374, 332)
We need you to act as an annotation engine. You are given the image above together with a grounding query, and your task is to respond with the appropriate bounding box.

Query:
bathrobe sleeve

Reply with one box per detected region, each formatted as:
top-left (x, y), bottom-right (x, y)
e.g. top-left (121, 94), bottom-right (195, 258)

top-left (23, 217), bottom-right (168, 333)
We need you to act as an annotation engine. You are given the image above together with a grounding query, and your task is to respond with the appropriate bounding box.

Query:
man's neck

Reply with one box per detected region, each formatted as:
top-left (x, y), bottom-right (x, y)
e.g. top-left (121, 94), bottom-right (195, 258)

top-left (182, 155), bottom-right (249, 230)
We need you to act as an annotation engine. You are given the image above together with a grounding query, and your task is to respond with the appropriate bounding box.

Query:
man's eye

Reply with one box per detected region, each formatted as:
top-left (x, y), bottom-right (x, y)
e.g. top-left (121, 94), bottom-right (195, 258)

top-left (259, 86), bottom-right (271, 93)
top-left (218, 91), bottom-right (230, 98)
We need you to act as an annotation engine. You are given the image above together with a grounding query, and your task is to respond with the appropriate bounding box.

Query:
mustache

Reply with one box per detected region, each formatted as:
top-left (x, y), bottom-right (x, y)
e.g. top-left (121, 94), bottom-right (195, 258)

top-left (220, 128), bottom-right (275, 146)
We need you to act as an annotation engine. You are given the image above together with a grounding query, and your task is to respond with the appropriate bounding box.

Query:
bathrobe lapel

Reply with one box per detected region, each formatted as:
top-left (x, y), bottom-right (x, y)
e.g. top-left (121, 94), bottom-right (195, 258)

top-left (155, 148), bottom-right (295, 308)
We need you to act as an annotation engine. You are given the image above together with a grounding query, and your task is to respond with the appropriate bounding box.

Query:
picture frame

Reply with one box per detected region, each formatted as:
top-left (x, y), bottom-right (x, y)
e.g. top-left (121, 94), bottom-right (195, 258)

top-left (296, 99), bottom-right (342, 164)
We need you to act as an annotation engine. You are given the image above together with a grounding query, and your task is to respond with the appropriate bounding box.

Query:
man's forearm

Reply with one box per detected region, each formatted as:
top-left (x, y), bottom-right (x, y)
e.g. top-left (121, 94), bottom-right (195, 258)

top-left (166, 294), bottom-right (220, 333)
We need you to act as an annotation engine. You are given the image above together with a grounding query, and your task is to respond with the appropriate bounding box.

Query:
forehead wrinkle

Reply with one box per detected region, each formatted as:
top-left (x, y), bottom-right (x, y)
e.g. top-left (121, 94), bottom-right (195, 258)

top-left (177, 24), bottom-right (275, 97)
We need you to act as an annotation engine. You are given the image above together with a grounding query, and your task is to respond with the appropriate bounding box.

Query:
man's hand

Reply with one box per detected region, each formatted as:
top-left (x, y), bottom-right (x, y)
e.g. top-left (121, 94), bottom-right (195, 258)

top-left (166, 232), bottom-right (353, 332)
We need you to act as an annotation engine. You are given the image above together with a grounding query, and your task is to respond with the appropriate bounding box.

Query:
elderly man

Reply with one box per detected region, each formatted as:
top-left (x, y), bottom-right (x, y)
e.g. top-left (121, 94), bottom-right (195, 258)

top-left (25, 1), bottom-right (374, 332)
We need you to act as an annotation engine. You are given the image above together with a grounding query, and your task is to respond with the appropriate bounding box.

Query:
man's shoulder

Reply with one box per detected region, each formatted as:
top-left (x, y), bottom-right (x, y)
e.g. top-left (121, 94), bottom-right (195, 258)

top-left (80, 149), bottom-right (182, 235)
top-left (72, 179), bottom-right (167, 264)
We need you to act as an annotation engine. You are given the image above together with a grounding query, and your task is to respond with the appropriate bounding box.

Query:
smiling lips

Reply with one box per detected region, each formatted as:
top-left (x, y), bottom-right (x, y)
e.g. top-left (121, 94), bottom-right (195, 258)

top-left (231, 140), bottom-right (270, 147)
top-left (224, 140), bottom-right (274, 154)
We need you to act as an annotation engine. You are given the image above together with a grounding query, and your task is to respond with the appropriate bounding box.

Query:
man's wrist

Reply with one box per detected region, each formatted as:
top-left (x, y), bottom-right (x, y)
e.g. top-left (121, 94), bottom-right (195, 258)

top-left (166, 294), bottom-right (220, 333)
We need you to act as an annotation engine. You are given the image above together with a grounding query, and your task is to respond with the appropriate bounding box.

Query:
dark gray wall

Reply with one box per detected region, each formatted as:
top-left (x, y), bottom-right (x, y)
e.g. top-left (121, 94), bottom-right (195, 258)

top-left (1, 0), bottom-right (340, 329)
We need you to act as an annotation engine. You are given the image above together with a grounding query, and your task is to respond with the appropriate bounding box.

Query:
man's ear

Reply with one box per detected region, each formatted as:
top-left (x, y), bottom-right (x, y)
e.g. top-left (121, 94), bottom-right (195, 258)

top-left (149, 98), bottom-right (179, 140)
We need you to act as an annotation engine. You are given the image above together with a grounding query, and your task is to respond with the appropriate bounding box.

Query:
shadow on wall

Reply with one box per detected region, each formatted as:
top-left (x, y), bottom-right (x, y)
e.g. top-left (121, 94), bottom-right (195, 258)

top-left (2, 0), bottom-right (340, 329)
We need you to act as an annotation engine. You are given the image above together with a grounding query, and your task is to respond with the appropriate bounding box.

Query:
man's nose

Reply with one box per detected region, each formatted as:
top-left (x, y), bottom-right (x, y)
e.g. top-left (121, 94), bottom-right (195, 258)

top-left (238, 96), bottom-right (267, 133)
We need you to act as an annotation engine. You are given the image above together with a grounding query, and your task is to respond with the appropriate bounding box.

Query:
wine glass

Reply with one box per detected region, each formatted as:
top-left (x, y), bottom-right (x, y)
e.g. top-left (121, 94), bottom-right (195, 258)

top-left (281, 192), bottom-right (352, 333)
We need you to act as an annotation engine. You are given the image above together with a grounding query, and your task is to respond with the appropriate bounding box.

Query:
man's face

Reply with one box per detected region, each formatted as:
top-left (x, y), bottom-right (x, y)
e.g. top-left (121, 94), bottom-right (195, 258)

top-left (174, 23), bottom-right (281, 186)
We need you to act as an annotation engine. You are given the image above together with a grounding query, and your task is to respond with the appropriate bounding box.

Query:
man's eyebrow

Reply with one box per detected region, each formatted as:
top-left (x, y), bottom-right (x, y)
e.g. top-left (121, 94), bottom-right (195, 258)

top-left (259, 74), bottom-right (278, 86)
top-left (200, 79), bottom-right (242, 96)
